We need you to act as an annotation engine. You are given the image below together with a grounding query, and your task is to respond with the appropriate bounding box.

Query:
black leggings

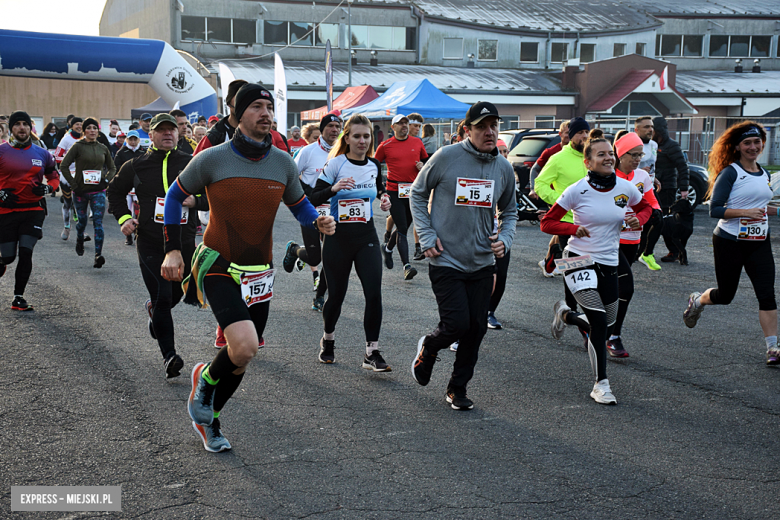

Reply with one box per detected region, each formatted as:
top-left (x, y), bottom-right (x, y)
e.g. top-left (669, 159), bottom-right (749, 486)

top-left (563, 256), bottom-right (619, 381)
top-left (613, 243), bottom-right (639, 336)
top-left (137, 237), bottom-right (194, 359)
top-left (710, 234), bottom-right (777, 311)
top-left (296, 224), bottom-right (322, 266)
top-left (386, 191), bottom-right (413, 265)
top-left (321, 224), bottom-right (383, 342)
top-left (490, 252), bottom-right (511, 313)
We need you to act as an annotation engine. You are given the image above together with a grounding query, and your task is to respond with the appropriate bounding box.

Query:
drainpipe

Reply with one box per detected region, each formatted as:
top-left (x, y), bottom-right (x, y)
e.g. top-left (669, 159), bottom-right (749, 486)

top-left (545, 32), bottom-right (551, 69)
top-left (410, 6), bottom-right (422, 64)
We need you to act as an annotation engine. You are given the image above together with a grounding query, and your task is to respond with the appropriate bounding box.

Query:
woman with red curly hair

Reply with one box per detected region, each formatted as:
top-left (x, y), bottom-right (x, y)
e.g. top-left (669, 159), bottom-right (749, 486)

top-left (682, 121), bottom-right (779, 365)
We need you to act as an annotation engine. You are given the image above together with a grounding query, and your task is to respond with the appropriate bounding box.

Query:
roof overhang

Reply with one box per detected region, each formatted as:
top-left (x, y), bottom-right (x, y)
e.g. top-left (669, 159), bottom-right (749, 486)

top-left (588, 70), bottom-right (698, 115)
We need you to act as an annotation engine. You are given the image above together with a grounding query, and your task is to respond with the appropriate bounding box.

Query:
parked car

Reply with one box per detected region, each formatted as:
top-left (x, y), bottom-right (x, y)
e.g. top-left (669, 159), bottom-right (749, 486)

top-left (680, 152), bottom-right (709, 210)
top-left (506, 133), bottom-right (560, 197)
top-left (499, 128), bottom-right (559, 152)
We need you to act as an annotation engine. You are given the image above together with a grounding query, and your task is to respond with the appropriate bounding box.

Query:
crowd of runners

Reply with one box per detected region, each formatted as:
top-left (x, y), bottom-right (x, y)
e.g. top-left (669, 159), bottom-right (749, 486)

top-left (1, 79), bottom-right (777, 451)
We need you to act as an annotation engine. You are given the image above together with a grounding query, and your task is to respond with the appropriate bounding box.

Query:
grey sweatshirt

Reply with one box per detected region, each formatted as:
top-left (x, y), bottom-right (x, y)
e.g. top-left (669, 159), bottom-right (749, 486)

top-left (410, 139), bottom-right (517, 273)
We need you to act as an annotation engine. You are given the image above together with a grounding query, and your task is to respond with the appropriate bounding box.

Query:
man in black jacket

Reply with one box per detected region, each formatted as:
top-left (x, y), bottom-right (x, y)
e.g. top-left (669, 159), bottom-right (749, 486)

top-left (637, 116), bottom-right (689, 270)
top-left (107, 114), bottom-right (208, 379)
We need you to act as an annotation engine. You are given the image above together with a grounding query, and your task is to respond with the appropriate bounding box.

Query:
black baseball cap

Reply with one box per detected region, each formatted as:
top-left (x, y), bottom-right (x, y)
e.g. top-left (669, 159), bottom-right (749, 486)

top-left (464, 101), bottom-right (500, 125)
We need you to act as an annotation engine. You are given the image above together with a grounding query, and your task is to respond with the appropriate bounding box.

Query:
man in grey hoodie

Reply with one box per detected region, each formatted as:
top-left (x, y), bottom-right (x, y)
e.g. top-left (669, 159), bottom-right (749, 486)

top-left (410, 101), bottom-right (517, 410)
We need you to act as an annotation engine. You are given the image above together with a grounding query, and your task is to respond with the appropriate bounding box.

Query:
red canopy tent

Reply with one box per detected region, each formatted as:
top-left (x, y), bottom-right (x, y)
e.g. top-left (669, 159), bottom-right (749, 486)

top-left (300, 85), bottom-right (379, 121)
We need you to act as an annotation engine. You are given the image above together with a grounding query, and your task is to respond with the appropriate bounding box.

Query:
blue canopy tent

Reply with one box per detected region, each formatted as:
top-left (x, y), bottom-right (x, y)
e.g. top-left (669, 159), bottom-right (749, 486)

top-left (341, 79), bottom-right (470, 120)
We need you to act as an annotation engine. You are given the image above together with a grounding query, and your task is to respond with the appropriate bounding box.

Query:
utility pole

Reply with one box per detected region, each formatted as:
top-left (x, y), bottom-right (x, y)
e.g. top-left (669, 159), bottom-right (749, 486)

top-left (347, 0), bottom-right (352, 87)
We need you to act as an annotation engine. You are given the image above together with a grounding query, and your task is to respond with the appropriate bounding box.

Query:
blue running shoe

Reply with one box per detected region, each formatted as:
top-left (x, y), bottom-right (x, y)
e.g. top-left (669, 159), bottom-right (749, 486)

top-left (188, 363), bottom-right (216, 426)
top-left (192, 418), bottom-right (231, 452)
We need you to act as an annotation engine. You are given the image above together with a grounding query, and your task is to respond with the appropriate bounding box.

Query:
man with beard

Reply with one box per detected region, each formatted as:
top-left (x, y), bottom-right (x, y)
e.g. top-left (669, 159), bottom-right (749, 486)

top-left (170, 109), bottom-right (198, 154)
top-left (287, 125), bottom-right (308, 155)
top-left (0, 111), bottom-right (60, 310)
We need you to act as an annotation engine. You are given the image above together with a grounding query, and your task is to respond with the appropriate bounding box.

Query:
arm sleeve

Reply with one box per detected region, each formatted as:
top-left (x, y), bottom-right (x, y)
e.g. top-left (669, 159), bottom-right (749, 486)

top-left (309, 178), bottom-right (334, 207)
top-left (43, 154), bottom-right (60, 191)
top-left (104, 146), bottom-right (117, 181)
top-left (193, 135), bottom-right (213, 156)
top-left (534, 159), bottom-right (560, 205)
top-left (672, 143), bottom-right (689, 189)
top-left (286, 195), bottom-right (319, 229)
top-left (374, 142), bottom-right (386, 163)
top-left (193, 192), bottom-right (209, 212)
top-left (163, 179), bottom-right (190, 253)
top-left (629, 186), bottom-right (652, 226)
top-left (535, 148), bottom-right (551, 169)
top-left (370, 158), bottom-right (385, 196)
top-left (419, 139), bottom-right (429, 160)
top-left (410, 155), bottom-right (439, 251)
top-left (107, 161), bottom-right (136, 224)
top-left (709, 167), bottom-right (737, 219)
top-left (540, 203), bottom-right (579, 236)
top-left (496, 168), bottom-right (518, 251)
top-left (529, 163), bottom-right (542, 188)
top-left (60, 145), bottom-right (77, 185)
top-left (53, 144), bottom-right (67, 165)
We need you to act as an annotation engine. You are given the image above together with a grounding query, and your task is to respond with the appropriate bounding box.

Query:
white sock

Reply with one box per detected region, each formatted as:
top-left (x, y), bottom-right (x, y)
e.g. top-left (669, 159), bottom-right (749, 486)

top-left (366, 341), bottom-right (378, 356)
top-left (384, 245), bottom-right (392, 253)
top-left (609, 335), bottom-right (619, 341)
top-left (765, 336), bottom-right (777, 350)
top-left (693, 295), bottom-right (703, 308)
top-left (323, 332), bottom-right (335, 341)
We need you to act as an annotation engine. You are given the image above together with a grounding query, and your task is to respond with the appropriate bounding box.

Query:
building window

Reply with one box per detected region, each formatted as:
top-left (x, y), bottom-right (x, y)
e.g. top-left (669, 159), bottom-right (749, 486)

top-left (263, 21), bottom-right (287, 45)
top-left (315, 24), bottom-right (339, 47)
top-left (657, 35), bottom-right (703, 57)
top-left (208, 18), bottom-right (231, 43)
top-left (535, 116), bottom-right (556, 129)
top-left (613, 43), bottom-right (626, 57)
top-left (520, 41), bottom-right (539, 63)
top-left (636, 42), bottom-right (646, 56)
top-left (709, 35), bottom-right (771, 57)
top-left (369, 27), bottom-right (393, 50)
top-left (580, 43), bottom-right (596, 63)
top-left (290, 22), bottom-right (313, 46)
top-left (345, 25), bottom-right (413, 50)
top-left (550, 42), bottom-right (568, 63)
top-left (181, 16), bottom-right (205, 41)
top-left (478, 40), bottom-right (498, 61)
top-left (233, 20), bottom-right (256, 44)
top-left (443, 38), bottom-right (463, 59)
top-left (405, 27), bottom-right (417, 51)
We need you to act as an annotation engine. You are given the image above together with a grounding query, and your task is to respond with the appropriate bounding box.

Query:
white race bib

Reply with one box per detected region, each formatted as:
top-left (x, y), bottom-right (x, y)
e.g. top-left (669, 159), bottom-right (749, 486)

top-left (83, 170), bottom-right (101, 185)
top-left (240, 269), bottom-right (275, 307)
top-left (337, 198), bottom-right (370, 223)
top-left (738, 217), bottom-right (768, 241)
top-left (555, 254), bottom-right (594, 272)
top-left (398, 183), bottom-right (412, 199)
top-left (455, 178), bottom-right (494, 208)
top-left (564, 269), bottom-right (598, 293)
top-left (316, 204), bottom-right (331, 218)
top-left (154, 197), bottom-right (189, 225)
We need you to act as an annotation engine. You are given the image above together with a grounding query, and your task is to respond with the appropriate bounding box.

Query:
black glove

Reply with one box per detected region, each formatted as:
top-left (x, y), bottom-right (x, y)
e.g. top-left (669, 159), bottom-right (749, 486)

top-left (0, 188), bottom-right (19, 207)
top-left (650, 208), bottom-right (663, 226)
top-left (31, 182), bottom-right (53, 197)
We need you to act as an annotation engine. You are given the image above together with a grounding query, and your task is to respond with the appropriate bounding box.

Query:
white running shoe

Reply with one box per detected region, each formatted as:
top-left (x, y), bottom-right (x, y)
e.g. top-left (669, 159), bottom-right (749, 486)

top-left (683, 292), bottom-right (703, 329)
top-left (551, 300), bottom-right (570, 340)
top-left (590, 379), bottom-right (617, 405)
top-left (449, 341), bottom-right (459, 352)
top-left (538, 259), bottom-right (555, 278)
top-left (553, 266), bottom-right (562, 276)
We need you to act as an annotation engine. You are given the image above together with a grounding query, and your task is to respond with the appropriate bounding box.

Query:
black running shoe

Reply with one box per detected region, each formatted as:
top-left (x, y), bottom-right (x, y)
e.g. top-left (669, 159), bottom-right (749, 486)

top-left (487, 312), bottom-right (502, 330)
top-left (164, 353), bottom-right (184, 379)
top-left (83, 235), bottom-right (91, 242)
top-left (413, 245), bottom-right (425, 261)
top-left (312, 296), bottom-right (324, 312)
top-left (446, 388), bottom-right (474, 410)
top-left (283, 241), bottom-right (298, 273)
top-left (606, 337), bottom-right (629, 358)
top-left (125, 235), bottom-right (133, 246)
top-left (411, 336), bottom-right (438, 386)
top-left (381, 242), bottom-right (394, 269)
top-left (93, 255), bottom-right (105, 268)
top-left (75, 237), bottom-right (85, 256)
top-left (404, 264), bottom-right (417, 280)
top-left (0, 264), bottom-right (5, 278)
top-left (319, 337), bottom-right (335, 364)
top-left (363, 350), bottom-right (391, 372)
top-left (11, 295), bottom-right (33, 311)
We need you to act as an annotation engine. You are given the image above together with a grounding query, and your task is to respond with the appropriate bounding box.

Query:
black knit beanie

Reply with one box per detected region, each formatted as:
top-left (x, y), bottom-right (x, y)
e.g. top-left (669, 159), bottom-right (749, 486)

top-left (8, 111), bottom-right (32, 129)
top-left (320, 114), bottom-right (341, 133)
top-left (234, 83), bottom-right (274, 122)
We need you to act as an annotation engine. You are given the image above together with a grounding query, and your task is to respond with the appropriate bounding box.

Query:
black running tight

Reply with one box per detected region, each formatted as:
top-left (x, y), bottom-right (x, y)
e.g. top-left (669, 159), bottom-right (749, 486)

top-left (321, 224), bottom-right (383, 342)
top-left (563, 256), bottom-right (619, 381)
top-left (386, 191), bottom-right (412, 265)
top-left (613, 243), bottom-right (639, 336)
top-left (490, 251), bottom-right (511, 313)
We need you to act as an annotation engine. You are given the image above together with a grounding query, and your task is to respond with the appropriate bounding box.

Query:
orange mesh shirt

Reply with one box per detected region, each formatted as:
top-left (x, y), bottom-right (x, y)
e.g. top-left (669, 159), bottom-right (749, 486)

top-left (176, 142), bottom-right (305, 266)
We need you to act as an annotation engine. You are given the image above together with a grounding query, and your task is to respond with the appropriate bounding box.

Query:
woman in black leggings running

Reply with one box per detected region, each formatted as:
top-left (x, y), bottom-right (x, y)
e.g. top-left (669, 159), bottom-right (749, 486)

top-left (309, 114), bottom-right (393, 371)
top-left (683, 121), bottom-right (779, 365)
top-left (542, 137), bottom-right (651, 404)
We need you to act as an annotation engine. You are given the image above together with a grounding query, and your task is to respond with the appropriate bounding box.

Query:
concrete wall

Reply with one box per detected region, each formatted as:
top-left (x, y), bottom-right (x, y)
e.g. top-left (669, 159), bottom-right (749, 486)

top-left (656, 18), bottom-right (780, 71)
top-left (0, 76), bottom-right (159, 125)
top-left (100, 0), bottom-right (172, 41)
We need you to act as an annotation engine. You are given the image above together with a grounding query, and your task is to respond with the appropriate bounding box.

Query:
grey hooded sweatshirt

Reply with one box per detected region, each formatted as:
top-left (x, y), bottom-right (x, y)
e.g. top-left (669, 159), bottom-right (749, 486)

top-left (410, 139), bottom-right (517, 273)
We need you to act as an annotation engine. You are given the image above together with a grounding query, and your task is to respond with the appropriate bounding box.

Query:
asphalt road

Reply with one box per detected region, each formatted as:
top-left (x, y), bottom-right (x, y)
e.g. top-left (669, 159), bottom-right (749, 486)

top-left (3, 201), bottom-right (779, 519)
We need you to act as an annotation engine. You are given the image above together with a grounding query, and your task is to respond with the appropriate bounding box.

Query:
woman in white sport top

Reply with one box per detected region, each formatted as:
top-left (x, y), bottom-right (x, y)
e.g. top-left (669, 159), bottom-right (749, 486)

top-left (541, 137), bottom-right (651, 405)
top-left (683, 121), bottom-right (779, 366)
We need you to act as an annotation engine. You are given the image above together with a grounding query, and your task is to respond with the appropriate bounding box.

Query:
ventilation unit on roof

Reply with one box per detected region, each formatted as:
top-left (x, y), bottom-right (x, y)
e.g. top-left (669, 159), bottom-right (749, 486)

top-left (735, 59), bottom-right (743, 73)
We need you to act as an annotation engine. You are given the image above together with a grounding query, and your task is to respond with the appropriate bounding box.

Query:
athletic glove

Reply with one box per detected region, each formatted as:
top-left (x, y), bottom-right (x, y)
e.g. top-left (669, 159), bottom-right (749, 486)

top-left (0, 188), bottom-right (19, 207)
top-left (32, 182), bottom-right (53, 196)
top-left (650, 208), bottom-right (663, 226)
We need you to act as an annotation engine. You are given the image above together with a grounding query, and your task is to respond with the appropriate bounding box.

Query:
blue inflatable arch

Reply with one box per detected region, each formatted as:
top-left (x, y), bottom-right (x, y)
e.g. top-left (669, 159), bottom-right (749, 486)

top-left (0, 29), bottom-right (217, 122)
